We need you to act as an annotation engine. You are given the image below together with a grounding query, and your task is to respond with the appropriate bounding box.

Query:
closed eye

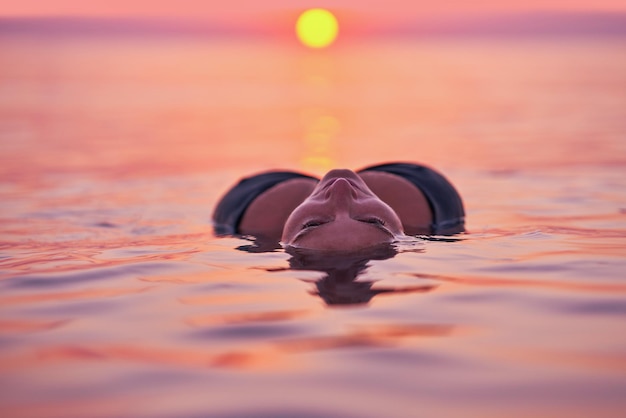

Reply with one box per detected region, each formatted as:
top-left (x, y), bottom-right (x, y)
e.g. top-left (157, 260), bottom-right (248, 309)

top-left (360, 217), bottom-right (385, 226)
top-left (302, 220), bottom-right (326, 229)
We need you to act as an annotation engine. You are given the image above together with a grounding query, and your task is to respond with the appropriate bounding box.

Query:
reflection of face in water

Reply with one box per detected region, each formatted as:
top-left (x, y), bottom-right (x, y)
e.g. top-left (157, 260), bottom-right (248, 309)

top-left (285, 244), bottom-right (435, 306)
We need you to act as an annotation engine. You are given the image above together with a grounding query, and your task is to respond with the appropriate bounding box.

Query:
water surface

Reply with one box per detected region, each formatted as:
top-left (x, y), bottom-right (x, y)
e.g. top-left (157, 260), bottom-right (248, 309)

top-left (1, 34), bottom-right (626, 417)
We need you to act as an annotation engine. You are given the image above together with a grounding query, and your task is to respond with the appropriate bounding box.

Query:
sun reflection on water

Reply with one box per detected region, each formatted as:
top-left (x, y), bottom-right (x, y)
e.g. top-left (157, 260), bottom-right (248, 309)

top-left (297, 52), bottom-right (340, 173)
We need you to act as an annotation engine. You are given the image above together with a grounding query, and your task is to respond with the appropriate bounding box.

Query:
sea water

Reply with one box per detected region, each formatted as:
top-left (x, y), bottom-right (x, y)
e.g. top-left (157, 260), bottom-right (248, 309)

top-left (1, 34), bottom-right (625, 417)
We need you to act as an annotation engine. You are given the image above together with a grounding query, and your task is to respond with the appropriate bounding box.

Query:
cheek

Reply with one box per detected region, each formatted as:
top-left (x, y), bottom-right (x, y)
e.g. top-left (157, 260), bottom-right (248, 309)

top-left (281, 206), bottom-right (309, 242)
top-left (281, 217), bottom-right (299, 243)
top-left (363, 201), bottom-right (404, 234)
top-left (383, 208), bottom-right (404, 233)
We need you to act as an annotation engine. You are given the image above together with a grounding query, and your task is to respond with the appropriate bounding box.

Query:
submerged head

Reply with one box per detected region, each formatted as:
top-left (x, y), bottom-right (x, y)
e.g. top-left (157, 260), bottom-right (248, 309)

top-left (281, 169), bottom-right (404, 251)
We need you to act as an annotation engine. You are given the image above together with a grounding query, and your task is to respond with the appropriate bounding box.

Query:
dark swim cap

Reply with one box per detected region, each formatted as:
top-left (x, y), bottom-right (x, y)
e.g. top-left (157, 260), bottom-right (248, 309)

top-left (358, 162), bottom-right (465, 235)
top-left (212, 171), bottom-right (318, 235)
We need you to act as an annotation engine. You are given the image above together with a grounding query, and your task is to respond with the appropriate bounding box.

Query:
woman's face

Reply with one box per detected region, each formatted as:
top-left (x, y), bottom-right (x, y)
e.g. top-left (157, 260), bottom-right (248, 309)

top-left (281, 169), bottom-right (404, 251)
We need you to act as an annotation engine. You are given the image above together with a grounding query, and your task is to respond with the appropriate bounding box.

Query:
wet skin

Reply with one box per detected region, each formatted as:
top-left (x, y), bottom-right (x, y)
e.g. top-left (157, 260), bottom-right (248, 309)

top-left (282, 169), bottom-right (405, 251)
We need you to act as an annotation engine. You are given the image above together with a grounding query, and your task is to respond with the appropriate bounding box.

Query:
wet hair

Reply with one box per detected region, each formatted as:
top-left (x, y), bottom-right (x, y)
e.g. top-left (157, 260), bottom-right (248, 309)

top-left (213, 171), bottom-right (317, 236)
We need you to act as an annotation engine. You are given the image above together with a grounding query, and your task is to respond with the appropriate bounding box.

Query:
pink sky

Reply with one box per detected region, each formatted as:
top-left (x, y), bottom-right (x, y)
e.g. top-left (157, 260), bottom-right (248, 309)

top-left (2, 0), bottom-right (625, 22)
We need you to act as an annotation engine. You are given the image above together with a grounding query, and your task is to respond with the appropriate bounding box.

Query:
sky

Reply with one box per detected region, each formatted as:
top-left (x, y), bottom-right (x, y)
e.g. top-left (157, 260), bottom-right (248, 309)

top-left (1, 0), bottom-right (625, 38)
top-left (2, 0), bottom-right (625, 22)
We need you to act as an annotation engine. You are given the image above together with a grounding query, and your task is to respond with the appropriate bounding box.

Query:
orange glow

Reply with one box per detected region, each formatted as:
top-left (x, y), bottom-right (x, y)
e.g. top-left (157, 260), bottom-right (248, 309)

top-left (184, 309), bottom-right (312, 326)
top-left (2, 323), bottom-right (458, 371)
top-left (0, 319), bottom-right (70, 333)
top-left (410, 272), bottom-right (626, 294)
top-left (0, 287), bottom-right (153, 306)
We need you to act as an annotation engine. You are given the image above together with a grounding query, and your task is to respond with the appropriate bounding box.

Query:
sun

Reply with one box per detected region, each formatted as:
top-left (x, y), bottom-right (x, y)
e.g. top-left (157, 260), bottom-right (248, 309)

top-left (295, 9), bottom-right (339, 49)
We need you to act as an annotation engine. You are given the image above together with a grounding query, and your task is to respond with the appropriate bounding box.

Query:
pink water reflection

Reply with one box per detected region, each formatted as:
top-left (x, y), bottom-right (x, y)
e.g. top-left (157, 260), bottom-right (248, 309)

top-left (1, 32), bottom-right (626, 418)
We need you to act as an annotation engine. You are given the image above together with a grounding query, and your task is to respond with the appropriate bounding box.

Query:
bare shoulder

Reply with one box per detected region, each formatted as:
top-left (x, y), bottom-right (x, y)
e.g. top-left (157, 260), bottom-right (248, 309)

top-left (358, 171), bottom-right (433, 235)
top-left (239, 177), bottom-right (317, 240)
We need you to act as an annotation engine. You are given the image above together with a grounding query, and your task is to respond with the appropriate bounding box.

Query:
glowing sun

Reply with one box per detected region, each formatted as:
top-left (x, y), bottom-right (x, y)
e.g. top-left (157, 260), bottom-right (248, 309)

top-left (295, 8), bottom-right (339, 49)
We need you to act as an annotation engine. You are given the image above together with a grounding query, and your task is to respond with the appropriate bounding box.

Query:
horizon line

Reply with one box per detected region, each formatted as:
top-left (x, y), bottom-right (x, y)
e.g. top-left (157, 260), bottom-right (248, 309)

top-left (2, 11), bottom-right (626, 39)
